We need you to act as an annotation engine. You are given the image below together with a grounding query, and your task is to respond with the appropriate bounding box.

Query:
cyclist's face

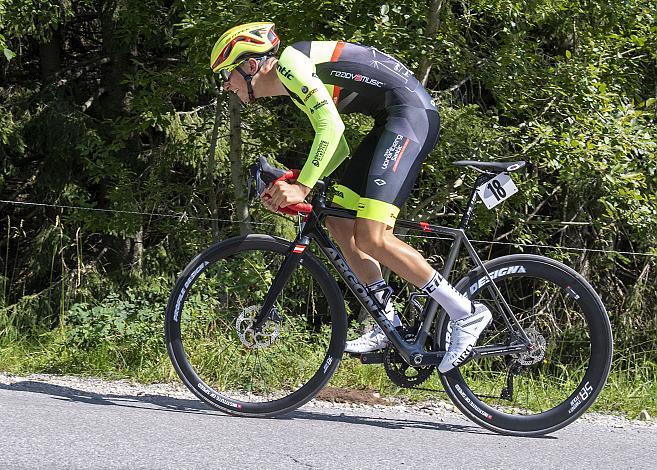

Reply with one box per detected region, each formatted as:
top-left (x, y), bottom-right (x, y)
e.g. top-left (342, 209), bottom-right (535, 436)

top-left (221, 61), bottom-right (253, 103)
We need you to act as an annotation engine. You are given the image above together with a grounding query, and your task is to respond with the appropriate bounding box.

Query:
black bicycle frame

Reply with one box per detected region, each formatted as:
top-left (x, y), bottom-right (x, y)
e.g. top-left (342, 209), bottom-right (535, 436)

top-left (256, 176), bottom-right (531, 367)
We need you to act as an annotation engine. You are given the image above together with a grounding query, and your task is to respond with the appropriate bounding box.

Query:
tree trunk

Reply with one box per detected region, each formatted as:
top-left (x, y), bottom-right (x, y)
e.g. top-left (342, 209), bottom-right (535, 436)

top-left (99, 1), bottom-right (132, 119)
top-left (228, 94), bottom-right (252, 235)
top-left (39, 28), bottom-right (61, 83)
top-left (131, 226), bottom-right (143, 275)
top-left (207, 98), bottom-right (222, 239)
top-left (98, 0), bottom-right (141, 273)
top-left (417, 0), bottom-right (444, 86)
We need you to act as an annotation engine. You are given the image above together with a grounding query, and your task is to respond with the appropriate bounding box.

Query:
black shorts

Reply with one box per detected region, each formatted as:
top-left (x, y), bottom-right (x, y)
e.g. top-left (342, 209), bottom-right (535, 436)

top-left (333, 105), bottom-right (440, 226)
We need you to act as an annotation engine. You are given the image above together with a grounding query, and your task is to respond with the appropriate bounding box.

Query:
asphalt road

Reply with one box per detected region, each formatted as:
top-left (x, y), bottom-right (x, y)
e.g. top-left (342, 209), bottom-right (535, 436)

top-left (0, 377), bottom-right (654, 470)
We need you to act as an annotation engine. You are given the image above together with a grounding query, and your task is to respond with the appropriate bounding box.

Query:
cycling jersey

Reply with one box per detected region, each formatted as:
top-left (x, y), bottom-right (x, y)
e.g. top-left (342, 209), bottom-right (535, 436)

top-left (276, 41), bottom-right (439, 226)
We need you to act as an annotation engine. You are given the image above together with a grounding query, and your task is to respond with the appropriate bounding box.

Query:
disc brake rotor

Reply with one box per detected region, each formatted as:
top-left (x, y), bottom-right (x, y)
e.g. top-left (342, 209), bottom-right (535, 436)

top-left (514, 327), bottom-right (547, 366)
top-left (235, 305), bottom-right (281, 349)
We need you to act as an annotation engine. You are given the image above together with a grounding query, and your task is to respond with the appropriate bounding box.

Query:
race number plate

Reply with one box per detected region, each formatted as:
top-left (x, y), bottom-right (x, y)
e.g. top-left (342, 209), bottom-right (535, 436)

top-left (476, 173), bottom-right (518, 209)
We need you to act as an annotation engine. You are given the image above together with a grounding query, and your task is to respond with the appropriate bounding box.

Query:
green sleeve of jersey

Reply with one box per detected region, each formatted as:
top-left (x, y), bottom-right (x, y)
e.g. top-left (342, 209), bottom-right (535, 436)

top-left (276, 46), bottom-right (346, 188)
top-left (322, 134), bottom-right (350, 178)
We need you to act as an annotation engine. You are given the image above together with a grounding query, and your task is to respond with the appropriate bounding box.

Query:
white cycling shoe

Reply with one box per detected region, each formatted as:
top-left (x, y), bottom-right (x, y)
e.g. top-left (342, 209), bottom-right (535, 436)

top-left (344, 325), bottom-right (390, 353)
top-left (345, 300), bottom-right (400, 353)
top-left (439, 302), bottom-right (492, 373)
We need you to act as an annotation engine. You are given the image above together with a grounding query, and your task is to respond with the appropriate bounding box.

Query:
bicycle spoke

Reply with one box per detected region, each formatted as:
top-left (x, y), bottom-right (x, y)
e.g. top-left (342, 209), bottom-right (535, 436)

top-left (167, 237), bottom-right (345, 415)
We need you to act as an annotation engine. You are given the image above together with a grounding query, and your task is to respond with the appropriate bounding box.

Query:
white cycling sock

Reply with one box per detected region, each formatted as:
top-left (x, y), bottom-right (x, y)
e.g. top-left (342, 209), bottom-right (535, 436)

top-left (366, 279), bottom-right (401, 327)
top-left (421, 270), bottom-right (472, 321)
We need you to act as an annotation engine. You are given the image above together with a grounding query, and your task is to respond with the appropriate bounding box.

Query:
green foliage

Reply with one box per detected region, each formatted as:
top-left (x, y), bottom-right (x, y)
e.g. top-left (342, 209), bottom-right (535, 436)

top-left (0, 0), bottom-right (656, 399)
top-left (64, 290), bottom-right (165, 350)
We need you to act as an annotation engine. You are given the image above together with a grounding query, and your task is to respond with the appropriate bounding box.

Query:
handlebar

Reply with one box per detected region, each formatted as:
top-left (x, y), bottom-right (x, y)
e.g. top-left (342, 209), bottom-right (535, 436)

top-left (268, 169), bottom-right (313, 215)
top-left (249, 157), bottom-right (313, 215)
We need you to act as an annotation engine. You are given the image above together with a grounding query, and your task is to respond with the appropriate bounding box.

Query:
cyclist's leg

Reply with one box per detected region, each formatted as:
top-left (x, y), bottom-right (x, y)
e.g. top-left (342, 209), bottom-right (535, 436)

top-left (326, 122), bottom-right (384, 285)
top-left (325, 122), bottom-right (402, 352)
top-left (351, 106), bottom-right (492, 369)
top-left (326, 208), bottom-right (383, 285)
top-left (349, 105), bottom-right (441, 288)
top-left (353, 218), bottom-right (433, 287)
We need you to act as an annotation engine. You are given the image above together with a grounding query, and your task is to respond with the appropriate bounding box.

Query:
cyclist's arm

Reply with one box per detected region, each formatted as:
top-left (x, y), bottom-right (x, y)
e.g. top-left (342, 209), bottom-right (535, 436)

top-left (276, 47), bottom-right (347, 188)
top-left (321, 134), bottom-right (349, 178)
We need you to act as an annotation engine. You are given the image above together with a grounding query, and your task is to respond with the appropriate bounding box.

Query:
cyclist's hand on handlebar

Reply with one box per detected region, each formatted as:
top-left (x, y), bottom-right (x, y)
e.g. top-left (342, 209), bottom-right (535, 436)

top-left (262, 181), bottom-right (311, 213)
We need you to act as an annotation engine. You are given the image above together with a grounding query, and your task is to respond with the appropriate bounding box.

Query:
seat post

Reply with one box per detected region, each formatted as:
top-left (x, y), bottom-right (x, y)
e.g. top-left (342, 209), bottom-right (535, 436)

top-left (458, 174), bottom-right (490, 230)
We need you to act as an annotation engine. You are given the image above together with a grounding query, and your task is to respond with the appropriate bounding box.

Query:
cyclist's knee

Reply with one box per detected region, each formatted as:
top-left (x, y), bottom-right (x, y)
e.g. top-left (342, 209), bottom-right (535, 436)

top-left (326, 216), bottom-right (355, 245)
top-left (353, 219), bottom-right (388, 257)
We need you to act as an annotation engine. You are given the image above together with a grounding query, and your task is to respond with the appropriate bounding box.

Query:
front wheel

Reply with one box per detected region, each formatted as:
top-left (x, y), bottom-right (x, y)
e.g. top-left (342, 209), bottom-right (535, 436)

top-left (165, 234), bottom-right (348, 417)
top-left (436, 254), bottom-right (613, 436)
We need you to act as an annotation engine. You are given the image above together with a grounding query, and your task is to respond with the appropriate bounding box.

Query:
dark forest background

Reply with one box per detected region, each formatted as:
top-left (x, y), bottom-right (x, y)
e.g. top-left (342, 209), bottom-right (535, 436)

top-left (0, 1), bottom-right (655, 396)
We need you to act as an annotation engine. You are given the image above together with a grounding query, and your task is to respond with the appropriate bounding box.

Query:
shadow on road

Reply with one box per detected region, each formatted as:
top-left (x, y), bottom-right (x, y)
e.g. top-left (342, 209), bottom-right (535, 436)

top-left (288, 409), bottom-right (489, 435)
top-left (0, 378), bottom-right (554, 438)
top-left (0, 379), bottom-right (216, 415)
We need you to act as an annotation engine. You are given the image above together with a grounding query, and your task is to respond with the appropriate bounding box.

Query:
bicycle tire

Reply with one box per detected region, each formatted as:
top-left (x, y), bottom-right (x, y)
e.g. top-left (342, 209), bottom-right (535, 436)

top-left (435, 254), bottom-right (613, 436)
top-left (165, 234), bottom-right (348, 417)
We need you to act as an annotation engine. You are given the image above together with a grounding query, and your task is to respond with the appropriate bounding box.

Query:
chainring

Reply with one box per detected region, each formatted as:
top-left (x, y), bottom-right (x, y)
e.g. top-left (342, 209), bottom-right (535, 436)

top-left (383, 328), bottom-right (435, 388)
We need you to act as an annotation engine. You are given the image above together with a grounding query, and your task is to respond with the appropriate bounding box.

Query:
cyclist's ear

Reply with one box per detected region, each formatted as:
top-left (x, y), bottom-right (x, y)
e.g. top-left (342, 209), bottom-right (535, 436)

top-left (244, 58), bottom-right (259, 75)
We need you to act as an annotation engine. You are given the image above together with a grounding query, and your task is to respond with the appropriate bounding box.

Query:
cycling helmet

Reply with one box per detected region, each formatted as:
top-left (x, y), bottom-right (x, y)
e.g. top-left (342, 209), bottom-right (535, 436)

top-left (210, 22), bottom-right (280, 76)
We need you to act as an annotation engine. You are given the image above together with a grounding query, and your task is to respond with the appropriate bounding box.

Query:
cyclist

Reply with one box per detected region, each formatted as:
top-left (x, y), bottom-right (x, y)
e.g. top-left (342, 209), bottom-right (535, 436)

top-left (210, 22), bottom-right (492, 373)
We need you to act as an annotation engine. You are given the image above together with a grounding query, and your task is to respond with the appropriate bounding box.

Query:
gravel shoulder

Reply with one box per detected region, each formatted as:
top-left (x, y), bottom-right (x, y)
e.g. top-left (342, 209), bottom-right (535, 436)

top-left (1, 371), bottom-right (654, 430)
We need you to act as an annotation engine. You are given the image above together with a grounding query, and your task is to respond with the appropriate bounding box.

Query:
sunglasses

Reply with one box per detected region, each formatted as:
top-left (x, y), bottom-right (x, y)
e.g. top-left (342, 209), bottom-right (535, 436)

top-left (219, 60), bottom-right (245, 81)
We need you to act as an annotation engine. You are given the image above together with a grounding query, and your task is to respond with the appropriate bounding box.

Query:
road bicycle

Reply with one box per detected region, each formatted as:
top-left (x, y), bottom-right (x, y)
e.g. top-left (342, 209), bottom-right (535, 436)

top-left (164, 157), bottom-right (613, 436)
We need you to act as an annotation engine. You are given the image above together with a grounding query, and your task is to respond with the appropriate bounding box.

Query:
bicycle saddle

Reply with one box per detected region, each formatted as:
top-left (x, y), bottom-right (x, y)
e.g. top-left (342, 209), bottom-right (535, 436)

top-left (453, 160), bottom-right (526, 173)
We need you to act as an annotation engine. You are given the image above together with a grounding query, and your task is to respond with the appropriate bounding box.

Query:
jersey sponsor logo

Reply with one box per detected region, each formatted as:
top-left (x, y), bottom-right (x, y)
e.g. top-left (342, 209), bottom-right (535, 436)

top-left (329, 70), bottom-right (384, 87)
top-left (303, 87), bottom-right (319, 102)
top-left (381, 134), bottom-right (406, 170)
top-left (312, 140), bottom-right (329, 166)
top-left (334, 189), bottom-right (344, 199)
top-left (373, 178), bottom-right (386, 186)
top-left (301, 86), bottom-right (309, 93)
top-left (277, 64), bottom-right (294, 80)
top-left (309, 99), bottom-right (328, 114)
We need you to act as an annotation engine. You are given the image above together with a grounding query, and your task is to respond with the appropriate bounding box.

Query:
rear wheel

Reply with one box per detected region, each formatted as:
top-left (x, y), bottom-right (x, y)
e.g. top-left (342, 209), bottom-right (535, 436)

top-left (165, 234), bottom-right (347, 417)
top-left (436, 254), bottom-right (613, 436)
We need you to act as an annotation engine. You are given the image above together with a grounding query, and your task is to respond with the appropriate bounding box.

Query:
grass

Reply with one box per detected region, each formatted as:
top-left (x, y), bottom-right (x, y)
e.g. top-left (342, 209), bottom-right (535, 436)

top-left (332, 353), bottom-right (657, 419)
top-left (1, 323), bottom-right (655, 420)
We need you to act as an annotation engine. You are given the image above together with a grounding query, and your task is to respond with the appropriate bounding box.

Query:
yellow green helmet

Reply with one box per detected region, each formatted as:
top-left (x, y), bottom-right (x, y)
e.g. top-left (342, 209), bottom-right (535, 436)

top-left (210, 22), bottom-right (280, 74)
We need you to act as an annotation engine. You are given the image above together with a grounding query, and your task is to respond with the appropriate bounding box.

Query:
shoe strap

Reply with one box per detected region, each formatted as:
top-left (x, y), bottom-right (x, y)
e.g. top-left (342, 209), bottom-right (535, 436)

top-left (367, 284), bottom-right (394, 307)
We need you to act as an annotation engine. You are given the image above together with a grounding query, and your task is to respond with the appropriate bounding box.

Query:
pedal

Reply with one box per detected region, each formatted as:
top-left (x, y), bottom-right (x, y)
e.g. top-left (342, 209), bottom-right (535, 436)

top-left (347, 351), bottom-right (385, 364)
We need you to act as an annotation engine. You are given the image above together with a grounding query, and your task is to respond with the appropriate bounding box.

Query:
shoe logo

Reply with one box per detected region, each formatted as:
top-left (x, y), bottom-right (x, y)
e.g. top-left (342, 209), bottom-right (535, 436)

top-left (452, 344), bottom-right (473, 367)
top-left (374, 178), bottom-right (386, 186)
